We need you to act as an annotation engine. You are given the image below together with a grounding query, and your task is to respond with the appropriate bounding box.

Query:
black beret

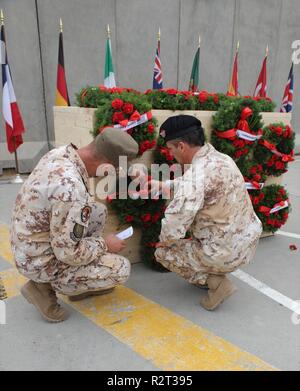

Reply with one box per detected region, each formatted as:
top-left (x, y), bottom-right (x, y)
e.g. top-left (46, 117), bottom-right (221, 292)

top-left (159, 115), bottom-right (203, 142)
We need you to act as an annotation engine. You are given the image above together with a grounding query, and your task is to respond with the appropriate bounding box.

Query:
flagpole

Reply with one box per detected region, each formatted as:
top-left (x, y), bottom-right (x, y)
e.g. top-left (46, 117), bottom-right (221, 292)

top-left (1, 10), bottom-right (23, 184)
top-left (11, 138), bottom-right (23, 184)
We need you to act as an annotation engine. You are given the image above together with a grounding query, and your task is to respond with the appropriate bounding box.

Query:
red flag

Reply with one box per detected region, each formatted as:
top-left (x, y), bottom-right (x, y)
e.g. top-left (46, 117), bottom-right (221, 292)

top-left (227, 50), bottom-right (239, 96)
top-left (254, 53), bottom-right (268, 97)
top-left (1, 24), bottom-right (25, 153)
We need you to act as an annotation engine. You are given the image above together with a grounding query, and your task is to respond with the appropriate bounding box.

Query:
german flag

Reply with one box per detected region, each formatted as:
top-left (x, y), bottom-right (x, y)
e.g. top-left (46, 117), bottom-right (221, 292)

top-left (227, 42), bottom-right (239, 96)
top-left (55, 20), bottom-right (70, 106)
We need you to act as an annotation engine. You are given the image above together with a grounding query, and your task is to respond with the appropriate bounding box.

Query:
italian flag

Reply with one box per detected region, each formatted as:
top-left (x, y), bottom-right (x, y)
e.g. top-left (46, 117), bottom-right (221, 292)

top-left (188, 45), bottom-right (200, 92)
top-left (104, 33), bottom-right (116, 88)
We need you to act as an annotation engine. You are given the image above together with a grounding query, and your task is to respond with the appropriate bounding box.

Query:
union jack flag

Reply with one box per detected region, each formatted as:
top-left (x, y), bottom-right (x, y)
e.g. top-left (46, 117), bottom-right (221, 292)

top-left (153, 38), bottom-right (163, 89)
top-left (280, 63), bottom-right (294, 113)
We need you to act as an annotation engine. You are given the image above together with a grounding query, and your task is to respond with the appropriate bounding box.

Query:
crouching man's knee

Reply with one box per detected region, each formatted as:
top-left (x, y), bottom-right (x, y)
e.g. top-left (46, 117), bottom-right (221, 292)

top-left (102, 253), bottom-right (131, 285)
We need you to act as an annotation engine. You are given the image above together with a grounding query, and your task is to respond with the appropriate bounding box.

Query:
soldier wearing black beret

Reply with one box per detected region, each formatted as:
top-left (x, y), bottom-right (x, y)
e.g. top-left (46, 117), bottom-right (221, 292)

top-left (152, 115), bottom-right (263, 311)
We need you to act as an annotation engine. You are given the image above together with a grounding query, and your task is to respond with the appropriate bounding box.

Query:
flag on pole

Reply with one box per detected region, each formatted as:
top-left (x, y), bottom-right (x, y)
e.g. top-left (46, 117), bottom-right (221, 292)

top-left (280, 63), bottom-right (294, 113)
top-left (153, 28), bottom-right (163, 89)
top-left (254, 47), bottom-right (268, 97)
top-left (104, 25), bottom-right (116, 88)
top-left (188, 37), bottom-right (200, 92)
top-left (55, 19), bottom-right (70, 106)
top-left (227, 42), bottom-right (239, 96)
top-left (0, 11), bottom-right (25, 153)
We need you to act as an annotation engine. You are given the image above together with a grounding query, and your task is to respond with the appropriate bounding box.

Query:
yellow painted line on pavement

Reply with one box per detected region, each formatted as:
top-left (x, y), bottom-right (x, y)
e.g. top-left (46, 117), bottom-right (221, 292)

top-left (64, 287), bottom-right (276, 371)
top-left (0, 224), bottom-right (14, 266)
top-left (0, 268), bottom-right (27, 299)
top-left (0, 223), bottom-right (276, 370)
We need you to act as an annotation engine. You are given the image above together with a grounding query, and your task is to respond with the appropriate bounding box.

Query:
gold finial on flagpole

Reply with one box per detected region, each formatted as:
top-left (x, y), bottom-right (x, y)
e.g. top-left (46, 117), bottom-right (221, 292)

top-left (237, 40), bottom-right (240, 52)
top-left (59, 18), bottom-right (63, 33)
top-left (198, 35), bottom-right (201, 47)
top-left (266, 45), bottom-right (269, 56)
top-left (0, 9), bottom-right (4, 26)
top-left (107, 24), bottom-right (110, 38)
top-left (158, 27), bottom-right (161, 41)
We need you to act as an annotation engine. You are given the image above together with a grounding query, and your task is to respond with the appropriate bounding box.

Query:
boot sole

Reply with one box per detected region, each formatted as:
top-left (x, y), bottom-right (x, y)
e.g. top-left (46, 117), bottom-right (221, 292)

top-left (21, 286), bottom-right (68, 323)
top-left (201, 285), bottom-right (237, 311)
top-left (68, 288), bottom-right (115, 302)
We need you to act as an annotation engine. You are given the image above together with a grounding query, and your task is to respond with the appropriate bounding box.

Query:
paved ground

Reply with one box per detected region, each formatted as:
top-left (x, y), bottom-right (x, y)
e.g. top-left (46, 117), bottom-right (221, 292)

top-left (0, 160), bottom-right (299, 371)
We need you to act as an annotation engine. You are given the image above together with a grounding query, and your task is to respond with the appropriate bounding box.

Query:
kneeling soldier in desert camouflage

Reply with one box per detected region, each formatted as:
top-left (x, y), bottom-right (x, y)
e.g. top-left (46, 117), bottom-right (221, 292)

top-left (152, 115), bottom-right (263, 311)
top-left (11, 128), bottom-right (138, 322)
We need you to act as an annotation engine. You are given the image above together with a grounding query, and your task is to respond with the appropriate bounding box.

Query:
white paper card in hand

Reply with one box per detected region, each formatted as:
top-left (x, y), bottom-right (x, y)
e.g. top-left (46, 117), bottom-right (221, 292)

top-left (116, 226), bottom-right (133, 240)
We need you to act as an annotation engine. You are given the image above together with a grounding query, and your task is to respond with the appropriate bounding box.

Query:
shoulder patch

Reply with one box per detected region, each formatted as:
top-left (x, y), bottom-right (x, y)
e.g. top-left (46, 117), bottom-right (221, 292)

top-left (81, 206), bottom-right (91, 223)
top-left (70, 223), bottom-right (84, 242)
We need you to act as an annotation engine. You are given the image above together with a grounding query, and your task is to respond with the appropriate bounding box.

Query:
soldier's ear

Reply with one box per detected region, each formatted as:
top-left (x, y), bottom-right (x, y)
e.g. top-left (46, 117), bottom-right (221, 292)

top-left (178, 141), bottom-right (185, 151)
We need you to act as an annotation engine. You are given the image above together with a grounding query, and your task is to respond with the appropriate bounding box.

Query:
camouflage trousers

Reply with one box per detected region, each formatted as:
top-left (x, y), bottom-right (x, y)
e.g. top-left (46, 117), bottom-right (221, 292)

top-left (52, 253), bottom-right (131, 295)
top-left (19, 201), bottom-right (131, 295)
top-left (155, 239), bottom-right (222, 286)
top-left (52, 201), bottom-right (131, 295)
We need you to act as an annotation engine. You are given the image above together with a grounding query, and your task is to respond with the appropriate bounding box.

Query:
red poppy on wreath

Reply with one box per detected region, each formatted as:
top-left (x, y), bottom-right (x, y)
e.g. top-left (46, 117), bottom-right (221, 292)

top-left (213, 94), bottom-right (219, 104)
top-left (141, 213), bottom-right (152, 223)
top-left (111, 98), bottom-right (124, 110)
top-left (152, 212), bottom-right (161, 224)
top-left (125, 215), bottom-right (134, 223)
top-left (148, 123), bottom-right (155, 134)
top-left (140, 140), bottom-right (156, 154)
top-left (112, 111), bottom-right (125, 123)
top-left (165, 88), bottom-right (178, 95)
top-left (123, 102), bottom-right (134, 114)
top-left (198, 90), bottom-right (209, 103)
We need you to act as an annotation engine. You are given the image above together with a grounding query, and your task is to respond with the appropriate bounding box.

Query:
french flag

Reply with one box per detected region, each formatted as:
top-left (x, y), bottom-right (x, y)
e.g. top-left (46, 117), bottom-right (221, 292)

top-left (1, 23), bottom-right (24, 153)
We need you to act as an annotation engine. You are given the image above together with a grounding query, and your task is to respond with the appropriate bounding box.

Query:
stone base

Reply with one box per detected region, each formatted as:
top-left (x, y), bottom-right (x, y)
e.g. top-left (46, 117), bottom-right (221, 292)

top-left (0, 141), bottom-right (51, 175)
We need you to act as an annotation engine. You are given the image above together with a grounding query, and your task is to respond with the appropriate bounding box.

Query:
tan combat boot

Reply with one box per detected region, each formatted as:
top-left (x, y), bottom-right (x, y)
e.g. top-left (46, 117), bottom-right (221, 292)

top-left (200, 275), bottom-right (237, 311)
top-left (21, 280), bottom-right (69, 322)
top-left (68, 287), bottom-right (115, 302)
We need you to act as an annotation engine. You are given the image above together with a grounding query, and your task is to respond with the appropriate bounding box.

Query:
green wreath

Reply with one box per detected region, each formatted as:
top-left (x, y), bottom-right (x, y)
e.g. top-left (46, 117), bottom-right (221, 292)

top-left (249, 184), bottom-right (290, 233)
top-left (254, 122), bottom-right (295, 177)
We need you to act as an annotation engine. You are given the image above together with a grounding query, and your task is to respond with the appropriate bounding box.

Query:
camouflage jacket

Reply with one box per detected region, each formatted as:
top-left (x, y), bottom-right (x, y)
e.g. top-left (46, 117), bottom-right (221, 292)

top-left (160, 143), bottom-right (263, 270)
top-left (10, 144), bottom-right (108, 280)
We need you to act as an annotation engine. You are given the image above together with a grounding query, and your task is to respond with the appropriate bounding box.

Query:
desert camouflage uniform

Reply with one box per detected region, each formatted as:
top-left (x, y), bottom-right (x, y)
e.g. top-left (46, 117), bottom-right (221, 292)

top-left (10, 144), bottom-right (130, 295)
top-left (155, 143), bottom-right (262, 285)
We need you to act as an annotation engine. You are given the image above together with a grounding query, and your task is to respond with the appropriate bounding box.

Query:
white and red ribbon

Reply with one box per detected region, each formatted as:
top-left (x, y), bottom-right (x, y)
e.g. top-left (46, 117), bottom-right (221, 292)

top-left (245, 182), bottom-right (264, 190)
top-left (236, 130), bottom-right (262, 142)
top-left (270, 200), bottom-right (289, 214)
top-left (114, 111), bottom-right (152, 132)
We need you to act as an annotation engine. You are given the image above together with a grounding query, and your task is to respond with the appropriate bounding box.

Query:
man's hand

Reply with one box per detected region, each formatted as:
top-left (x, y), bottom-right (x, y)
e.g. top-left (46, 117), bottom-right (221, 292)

top-left (149, 180), bottom-right (172, 198)
top-left (105, 234), bottom-right (126, 253)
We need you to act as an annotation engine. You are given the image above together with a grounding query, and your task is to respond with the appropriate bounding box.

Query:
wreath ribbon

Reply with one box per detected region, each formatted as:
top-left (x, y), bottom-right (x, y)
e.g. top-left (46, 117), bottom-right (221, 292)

top-left (245, 182), bottom-right (264, 190)
top-left (114, 111), bottom-right (152, 131)
top-left (215, 107), bottom-right (262, 142)
top-left (258, 200), bottom-right (289, 216)
top-left (259, 139), bottom-right (294, 162)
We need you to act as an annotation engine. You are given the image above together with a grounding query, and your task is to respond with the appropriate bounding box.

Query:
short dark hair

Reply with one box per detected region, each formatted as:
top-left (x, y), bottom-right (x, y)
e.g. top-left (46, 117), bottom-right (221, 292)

top-left (169, 128), bottom-right (205, 147)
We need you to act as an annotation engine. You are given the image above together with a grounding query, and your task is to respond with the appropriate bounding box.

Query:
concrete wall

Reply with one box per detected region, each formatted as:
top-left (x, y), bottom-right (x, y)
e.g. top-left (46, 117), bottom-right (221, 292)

top-left (1, 0), bottom-right (300, 173)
